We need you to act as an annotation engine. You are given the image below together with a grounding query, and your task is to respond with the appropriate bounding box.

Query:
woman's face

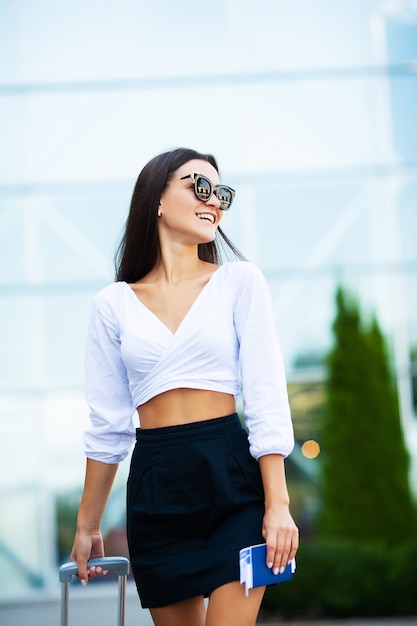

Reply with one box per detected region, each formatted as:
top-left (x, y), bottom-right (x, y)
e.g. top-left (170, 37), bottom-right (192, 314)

top-left (158, 159), bottom-right (225, 245)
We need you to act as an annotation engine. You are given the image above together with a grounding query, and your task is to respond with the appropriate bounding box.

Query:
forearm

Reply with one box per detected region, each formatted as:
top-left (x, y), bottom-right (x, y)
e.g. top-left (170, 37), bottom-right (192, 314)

top-left (77, 458), bottom-right (119, 532)
top-left (258, 453), bottom-right (290, 508)
top-left (258, 453), bottom-right (298, 572)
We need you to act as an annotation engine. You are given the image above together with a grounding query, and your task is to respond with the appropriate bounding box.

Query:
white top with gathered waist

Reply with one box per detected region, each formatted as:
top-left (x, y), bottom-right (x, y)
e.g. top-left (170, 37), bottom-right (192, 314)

top-left (84, 261), bottom-right (294, 463)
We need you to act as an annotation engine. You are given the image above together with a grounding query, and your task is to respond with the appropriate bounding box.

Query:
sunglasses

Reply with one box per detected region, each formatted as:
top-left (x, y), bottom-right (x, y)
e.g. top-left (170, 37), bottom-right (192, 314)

top-left (169, 172), bottom-right (235, 210)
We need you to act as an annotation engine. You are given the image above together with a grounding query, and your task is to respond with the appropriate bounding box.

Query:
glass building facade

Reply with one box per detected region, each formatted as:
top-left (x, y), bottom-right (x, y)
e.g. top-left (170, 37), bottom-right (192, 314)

top-left (1, 0), bottom-right (416, 597)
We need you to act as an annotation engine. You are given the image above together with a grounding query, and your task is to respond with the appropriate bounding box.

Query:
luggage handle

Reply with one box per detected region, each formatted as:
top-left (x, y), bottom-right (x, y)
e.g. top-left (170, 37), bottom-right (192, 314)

top-left (59, 556), bottom-right (130, 582)
top-left (59, 557), bottom-right (130, 626)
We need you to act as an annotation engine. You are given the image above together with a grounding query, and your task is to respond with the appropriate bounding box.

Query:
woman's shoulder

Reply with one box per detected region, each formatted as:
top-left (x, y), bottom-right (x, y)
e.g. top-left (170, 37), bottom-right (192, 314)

top-left (219, 262), bottom-right (271, 307)
top-left (220, 261), bottom-right (265, 282)
top-left (91, 281), bottom-right (126, 311)
top-left (95, 280), bottom-right (124, 298)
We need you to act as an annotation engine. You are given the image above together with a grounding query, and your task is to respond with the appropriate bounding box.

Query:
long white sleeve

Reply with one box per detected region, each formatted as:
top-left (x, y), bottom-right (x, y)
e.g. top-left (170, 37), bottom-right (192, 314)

top-left (234, 263), bottom-right (294, 460)
top-left (83, 287), bottom-right (136, 463)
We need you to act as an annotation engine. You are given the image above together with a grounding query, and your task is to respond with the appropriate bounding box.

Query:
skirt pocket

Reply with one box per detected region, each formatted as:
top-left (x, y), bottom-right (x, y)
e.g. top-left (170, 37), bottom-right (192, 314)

top-left (127, 444), bottom-right (152, 512)
top-left (223, 428), bottom-right (264, 503)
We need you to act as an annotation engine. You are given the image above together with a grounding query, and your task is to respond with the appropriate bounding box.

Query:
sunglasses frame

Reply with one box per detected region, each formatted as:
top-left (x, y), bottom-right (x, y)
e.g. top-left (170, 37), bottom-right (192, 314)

top-left (169, 172), bottom-right (235, 210)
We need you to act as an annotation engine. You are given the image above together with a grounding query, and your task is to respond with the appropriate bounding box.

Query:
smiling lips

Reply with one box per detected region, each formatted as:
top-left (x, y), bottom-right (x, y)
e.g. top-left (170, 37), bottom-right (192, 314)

top-left (196, 212), bottom-right (216, 224)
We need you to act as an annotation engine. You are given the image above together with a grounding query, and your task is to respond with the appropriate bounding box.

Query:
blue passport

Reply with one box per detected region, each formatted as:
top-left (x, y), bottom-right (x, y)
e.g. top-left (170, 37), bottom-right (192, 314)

top-left (239, 543), bottom-right (296, 595)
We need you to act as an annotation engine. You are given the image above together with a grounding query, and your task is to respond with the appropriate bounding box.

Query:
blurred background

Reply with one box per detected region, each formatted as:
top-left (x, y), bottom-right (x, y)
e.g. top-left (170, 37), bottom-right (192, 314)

top-left (1, 0), bottom-right (416, 619)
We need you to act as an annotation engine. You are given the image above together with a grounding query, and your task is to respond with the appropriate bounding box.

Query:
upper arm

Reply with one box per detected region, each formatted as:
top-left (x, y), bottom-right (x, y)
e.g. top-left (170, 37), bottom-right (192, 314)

top-left (84, 290), bottom-right (136, 464)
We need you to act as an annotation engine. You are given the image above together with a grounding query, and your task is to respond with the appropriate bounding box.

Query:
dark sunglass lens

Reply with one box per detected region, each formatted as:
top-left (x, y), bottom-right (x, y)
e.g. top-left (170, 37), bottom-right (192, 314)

top-left (195, 176), bottom-right (211, 201)
top-left (216, 186), bottom-right (233, 210)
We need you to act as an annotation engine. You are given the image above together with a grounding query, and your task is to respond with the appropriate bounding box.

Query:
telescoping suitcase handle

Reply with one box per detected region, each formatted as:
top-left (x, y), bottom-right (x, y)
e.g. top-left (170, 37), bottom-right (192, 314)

top-left (59, 556), bottom-right (130, 626)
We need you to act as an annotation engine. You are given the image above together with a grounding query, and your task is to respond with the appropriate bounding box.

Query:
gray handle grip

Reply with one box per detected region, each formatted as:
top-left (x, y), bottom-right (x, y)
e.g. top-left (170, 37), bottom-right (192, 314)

top-left (59, 556), bottom-right (130, 583)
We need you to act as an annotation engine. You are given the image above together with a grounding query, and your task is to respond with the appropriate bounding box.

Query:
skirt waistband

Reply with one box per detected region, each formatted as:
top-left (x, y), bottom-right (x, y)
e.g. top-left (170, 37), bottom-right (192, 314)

top-left (135, 413), bottom-right (241, 444)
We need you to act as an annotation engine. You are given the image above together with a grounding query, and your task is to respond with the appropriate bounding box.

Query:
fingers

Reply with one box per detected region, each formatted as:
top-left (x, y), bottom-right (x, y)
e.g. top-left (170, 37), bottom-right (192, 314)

top-left (70, 532), bottom-right (106, 586)
top-left (263, 519), bottom-right (299, 575)
top-left (86, 565), bottom-right (105, 579)
top-left (73, 562), bottom-right (107, 586)
top-left (72, 555), bottom-right (89, 587)
top-left (287, 531), bottom-right (299, 563)
top-left (265, 538), bottom-right (292, 574)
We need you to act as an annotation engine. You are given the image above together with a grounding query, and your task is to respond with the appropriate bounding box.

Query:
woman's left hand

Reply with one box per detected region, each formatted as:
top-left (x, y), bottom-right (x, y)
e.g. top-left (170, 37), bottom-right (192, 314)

top-left (262, 502), bottom-right (299, 575)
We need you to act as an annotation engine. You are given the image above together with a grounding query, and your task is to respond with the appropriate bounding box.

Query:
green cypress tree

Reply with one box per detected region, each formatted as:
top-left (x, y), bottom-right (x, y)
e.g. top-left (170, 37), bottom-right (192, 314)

top-left (317, 286), bottom-right (417, 546)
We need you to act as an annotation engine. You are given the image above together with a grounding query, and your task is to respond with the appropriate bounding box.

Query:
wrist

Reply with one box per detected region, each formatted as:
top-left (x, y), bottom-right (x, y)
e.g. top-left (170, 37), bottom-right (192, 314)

top-left (264, 495), bottom-right (290, 509)
top-left (76, 519), bottom-right (101, 534)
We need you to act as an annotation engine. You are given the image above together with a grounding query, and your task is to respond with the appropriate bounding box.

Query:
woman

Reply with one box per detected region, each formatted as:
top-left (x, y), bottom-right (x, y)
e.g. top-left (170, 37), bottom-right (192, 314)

top-left (70, 147), bottom-right (298, 626)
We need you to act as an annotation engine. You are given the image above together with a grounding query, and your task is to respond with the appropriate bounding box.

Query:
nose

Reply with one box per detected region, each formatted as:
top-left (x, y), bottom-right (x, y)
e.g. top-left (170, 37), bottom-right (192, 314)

top-left (206, 191), bottom-right (221, 210)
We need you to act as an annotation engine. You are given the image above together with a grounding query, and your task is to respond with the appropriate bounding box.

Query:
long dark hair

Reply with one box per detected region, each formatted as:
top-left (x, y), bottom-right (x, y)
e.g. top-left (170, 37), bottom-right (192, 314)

top-left (115, 147), bottom-right (245, 283)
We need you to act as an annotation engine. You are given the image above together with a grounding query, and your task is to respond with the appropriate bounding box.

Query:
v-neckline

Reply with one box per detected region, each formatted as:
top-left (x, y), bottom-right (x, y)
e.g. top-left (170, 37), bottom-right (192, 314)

top-left (122, 265), bottom-right (224, 336)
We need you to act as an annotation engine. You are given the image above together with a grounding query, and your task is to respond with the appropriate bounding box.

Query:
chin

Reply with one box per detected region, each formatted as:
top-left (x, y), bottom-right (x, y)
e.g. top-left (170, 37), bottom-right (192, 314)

top-left (199, 232), bottom-right (217, 244)
top-left (191, 226), bottom-right (217, 245)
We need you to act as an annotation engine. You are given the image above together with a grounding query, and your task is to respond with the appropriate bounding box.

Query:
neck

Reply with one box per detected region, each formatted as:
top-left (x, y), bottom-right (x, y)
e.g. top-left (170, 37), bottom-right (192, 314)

top-left (151, 244), bottom-right (205, 285)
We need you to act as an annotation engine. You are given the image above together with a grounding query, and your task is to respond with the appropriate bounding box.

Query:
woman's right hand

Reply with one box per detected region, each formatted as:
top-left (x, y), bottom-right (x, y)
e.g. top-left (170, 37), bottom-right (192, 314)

top-left (70, 531), bottom-right (106, 586)
top-left (70, 459), bottom-right (119, 585)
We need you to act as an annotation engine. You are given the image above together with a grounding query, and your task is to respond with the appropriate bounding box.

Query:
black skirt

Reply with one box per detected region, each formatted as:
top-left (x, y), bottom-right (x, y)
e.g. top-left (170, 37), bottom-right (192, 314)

top-left (126, 413), bottom-right (265, 608)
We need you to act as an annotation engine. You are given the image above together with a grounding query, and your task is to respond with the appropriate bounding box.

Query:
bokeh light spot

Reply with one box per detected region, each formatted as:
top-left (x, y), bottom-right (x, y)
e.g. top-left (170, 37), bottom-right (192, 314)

top-left (301, 439), bottom-right (321, 459)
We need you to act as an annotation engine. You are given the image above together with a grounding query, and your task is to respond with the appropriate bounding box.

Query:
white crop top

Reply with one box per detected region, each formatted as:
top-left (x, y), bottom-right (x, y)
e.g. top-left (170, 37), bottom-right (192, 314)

top-left (84, 261), bottom-right (294, 463)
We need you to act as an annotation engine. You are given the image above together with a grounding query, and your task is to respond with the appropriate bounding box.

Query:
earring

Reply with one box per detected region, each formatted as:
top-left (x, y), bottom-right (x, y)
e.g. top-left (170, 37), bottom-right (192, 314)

top-left (157, 209), bottom-right (162, 217)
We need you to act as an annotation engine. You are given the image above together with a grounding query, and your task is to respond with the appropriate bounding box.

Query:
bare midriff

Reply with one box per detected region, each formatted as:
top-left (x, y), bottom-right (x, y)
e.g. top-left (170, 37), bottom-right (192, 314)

top-left (137, 388), bottom-right (236, 429)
